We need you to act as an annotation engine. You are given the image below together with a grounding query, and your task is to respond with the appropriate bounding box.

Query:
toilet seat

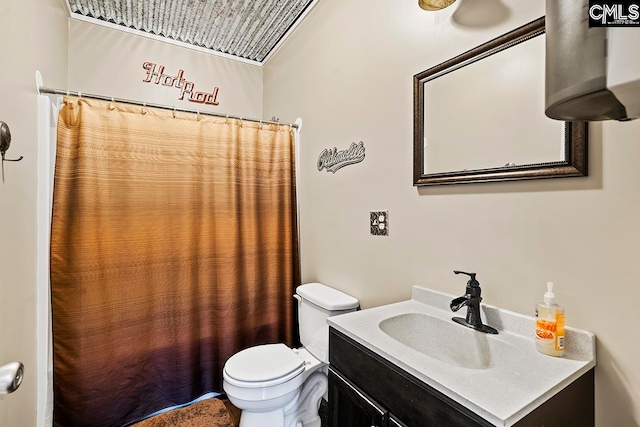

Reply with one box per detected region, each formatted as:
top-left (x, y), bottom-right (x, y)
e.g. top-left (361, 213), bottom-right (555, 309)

top-left (223, 343), bottom-right (305, 388)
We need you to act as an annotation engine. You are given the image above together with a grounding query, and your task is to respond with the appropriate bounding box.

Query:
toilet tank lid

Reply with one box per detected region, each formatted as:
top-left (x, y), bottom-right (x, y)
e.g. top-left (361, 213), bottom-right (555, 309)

top-left (296, 283), bottom-right (359, 310)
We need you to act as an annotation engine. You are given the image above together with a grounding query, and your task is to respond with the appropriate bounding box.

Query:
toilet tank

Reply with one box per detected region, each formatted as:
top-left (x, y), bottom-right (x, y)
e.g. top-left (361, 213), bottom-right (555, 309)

top-left (295, 283), bottom-right (359, 362)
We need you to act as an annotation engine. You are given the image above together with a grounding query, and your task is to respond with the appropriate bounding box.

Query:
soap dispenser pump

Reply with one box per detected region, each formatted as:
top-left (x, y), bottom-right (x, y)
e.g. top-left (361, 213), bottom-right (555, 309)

top-left (535, 282), bottom-right (565, 357)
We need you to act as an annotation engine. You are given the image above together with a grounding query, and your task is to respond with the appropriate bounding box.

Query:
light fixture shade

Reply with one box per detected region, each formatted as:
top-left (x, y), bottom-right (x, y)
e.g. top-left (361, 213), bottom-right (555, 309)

top-left (419, 0), bottom-right (456, 11)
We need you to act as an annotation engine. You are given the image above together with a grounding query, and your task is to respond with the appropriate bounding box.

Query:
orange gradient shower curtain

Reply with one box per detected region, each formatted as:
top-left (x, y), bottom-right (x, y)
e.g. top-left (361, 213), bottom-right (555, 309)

top-left (50, 98), bottom-right (299, 427)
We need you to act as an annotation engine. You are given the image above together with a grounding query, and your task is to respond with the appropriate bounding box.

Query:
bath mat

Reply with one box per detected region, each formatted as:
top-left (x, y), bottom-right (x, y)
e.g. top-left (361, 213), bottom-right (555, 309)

top-left (131, 398), bottom-right (235, 427)
top-left (221, 398), bottom-right (241, 426)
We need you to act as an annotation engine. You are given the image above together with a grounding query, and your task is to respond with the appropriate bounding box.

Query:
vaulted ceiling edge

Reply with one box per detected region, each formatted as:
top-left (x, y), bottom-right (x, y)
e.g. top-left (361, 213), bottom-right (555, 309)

top-left (66, 0), bottom-right (320, 66)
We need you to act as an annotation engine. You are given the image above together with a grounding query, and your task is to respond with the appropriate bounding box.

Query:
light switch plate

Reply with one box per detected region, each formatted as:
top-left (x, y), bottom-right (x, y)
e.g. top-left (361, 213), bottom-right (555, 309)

top-left (370, 211), bottom-right (389, 236)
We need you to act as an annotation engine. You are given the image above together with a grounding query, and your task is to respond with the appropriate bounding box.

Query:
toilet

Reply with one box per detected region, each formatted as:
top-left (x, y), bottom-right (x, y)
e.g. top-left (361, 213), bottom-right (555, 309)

top-left (223, 283), bottom-right (359, 427)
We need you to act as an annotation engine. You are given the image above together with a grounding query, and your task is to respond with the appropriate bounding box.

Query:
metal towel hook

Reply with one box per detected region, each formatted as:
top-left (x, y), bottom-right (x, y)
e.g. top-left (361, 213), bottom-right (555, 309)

top-left (0, 121), bottom-right (24, 182)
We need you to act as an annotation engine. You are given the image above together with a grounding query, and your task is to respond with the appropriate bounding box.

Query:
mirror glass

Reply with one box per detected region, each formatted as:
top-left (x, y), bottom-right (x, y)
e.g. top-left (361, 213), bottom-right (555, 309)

top-left (413, 18), bottom-right (587, 186)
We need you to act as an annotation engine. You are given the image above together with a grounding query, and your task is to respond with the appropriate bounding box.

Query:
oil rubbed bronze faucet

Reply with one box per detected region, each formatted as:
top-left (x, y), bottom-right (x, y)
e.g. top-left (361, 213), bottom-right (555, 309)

top-left (450, 271), bottom-right (498, 334)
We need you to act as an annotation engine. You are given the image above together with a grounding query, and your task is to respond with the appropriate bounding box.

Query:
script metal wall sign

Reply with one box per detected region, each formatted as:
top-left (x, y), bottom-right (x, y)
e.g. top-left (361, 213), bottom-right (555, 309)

top-left (142, 62), bottom-right (220, 106)
top-left (317, 141), bottom-right (366, 173)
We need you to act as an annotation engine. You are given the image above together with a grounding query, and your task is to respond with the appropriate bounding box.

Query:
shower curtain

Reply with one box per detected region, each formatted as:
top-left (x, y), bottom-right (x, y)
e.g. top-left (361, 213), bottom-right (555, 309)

top-left (50, 98), bottom-right (300, 427)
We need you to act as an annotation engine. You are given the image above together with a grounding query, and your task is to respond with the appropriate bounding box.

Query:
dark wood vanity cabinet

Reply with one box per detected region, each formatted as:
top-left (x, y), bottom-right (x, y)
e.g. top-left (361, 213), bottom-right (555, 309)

top-left (328, 327), bottom-right (594, 427)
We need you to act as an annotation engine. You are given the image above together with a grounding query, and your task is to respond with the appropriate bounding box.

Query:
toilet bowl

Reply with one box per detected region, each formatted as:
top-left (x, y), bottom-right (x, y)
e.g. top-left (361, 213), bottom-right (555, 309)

top-left (223, 345), bottom-right (324, 426)
top-left (222, 283), bottom-right (359, 427)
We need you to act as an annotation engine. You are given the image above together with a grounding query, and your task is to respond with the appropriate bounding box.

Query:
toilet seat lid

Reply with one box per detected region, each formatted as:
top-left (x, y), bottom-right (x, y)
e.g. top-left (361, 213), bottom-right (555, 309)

top-left (224, 343), bottom-right (304, 385)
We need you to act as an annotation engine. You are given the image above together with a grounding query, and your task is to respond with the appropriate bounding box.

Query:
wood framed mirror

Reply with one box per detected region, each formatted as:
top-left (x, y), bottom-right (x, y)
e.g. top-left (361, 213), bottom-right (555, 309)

top-left (413, 17), bottom-right (588, 186)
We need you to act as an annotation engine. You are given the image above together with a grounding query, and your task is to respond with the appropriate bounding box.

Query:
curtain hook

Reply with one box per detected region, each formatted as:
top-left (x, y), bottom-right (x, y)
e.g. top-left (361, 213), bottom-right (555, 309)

top-left (109, 96), bottom-right (116, 110)
top-left (78, 91), bottom-right (82, 99)
top-left (197, 110), bottom-right (201, 121)
top-left (259, 120), bottom-right (263, 129)
top-left (173, 106), bottom-right (176, 119)
top-left (142, 102), bottom-right (147, 115)
top-left (225, 114), bottom-right (229, 124)
top-left (239, 117), bottom-right (243, 127)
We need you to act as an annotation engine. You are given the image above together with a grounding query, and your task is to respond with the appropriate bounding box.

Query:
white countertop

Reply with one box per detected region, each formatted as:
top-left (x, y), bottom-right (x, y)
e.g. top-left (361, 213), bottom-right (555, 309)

top-left (327, 286), bottom-right (596, 427)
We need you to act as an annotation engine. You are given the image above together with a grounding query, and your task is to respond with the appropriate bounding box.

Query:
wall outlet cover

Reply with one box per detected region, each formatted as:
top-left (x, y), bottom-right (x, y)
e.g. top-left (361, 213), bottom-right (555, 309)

top-left (370, 211), bottom-right (389, 236)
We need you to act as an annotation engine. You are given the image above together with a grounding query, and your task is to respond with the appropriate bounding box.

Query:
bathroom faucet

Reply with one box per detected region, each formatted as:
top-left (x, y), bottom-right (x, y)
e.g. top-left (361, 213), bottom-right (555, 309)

top-left (450, 271), bottom-right (498, 334)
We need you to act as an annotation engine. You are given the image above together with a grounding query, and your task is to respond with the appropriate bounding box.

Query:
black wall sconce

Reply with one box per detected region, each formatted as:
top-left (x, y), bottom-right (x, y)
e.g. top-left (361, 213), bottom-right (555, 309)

top-left (0, 121), bottom-right (24, 182)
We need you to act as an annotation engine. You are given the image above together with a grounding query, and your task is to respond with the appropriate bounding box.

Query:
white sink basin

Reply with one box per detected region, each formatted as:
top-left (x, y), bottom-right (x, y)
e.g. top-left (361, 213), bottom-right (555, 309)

top-left (379, 312), bottom-right (517, 370)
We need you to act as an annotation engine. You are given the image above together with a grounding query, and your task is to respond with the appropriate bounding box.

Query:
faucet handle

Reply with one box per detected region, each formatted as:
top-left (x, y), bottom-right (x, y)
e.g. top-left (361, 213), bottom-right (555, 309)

top-left (453, 270), bottom-right (479, 287)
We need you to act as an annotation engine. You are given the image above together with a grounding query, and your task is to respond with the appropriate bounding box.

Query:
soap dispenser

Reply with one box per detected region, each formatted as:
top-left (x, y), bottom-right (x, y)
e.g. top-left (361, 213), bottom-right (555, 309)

top-left (535, 282), bottom-right (565, 357)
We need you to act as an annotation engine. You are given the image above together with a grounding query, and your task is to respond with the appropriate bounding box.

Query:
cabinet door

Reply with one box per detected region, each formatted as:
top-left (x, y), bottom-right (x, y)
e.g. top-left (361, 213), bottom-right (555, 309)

top-left (389, 415), bottom-right (408, 427)
top-left (329, 367), bottom-right (388, 427)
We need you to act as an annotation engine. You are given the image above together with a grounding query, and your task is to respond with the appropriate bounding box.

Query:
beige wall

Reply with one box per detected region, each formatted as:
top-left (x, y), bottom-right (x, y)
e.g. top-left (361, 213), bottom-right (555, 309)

top-left (68, 20), bottom-right (263, 118)
top-left (264, 1), bottom-right (640, 426)
top-left (0, 0), bottom-right (68, 425)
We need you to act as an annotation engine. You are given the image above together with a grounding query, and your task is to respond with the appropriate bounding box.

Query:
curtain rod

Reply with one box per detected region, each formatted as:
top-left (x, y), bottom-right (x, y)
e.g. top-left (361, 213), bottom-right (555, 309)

top-left (38, 87), bottom-right (298, 129)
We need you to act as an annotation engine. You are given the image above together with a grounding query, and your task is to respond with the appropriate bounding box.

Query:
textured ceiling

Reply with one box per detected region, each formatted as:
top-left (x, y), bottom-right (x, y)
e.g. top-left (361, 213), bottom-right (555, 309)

top-left (67, 0), bottom-right (315, 63)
